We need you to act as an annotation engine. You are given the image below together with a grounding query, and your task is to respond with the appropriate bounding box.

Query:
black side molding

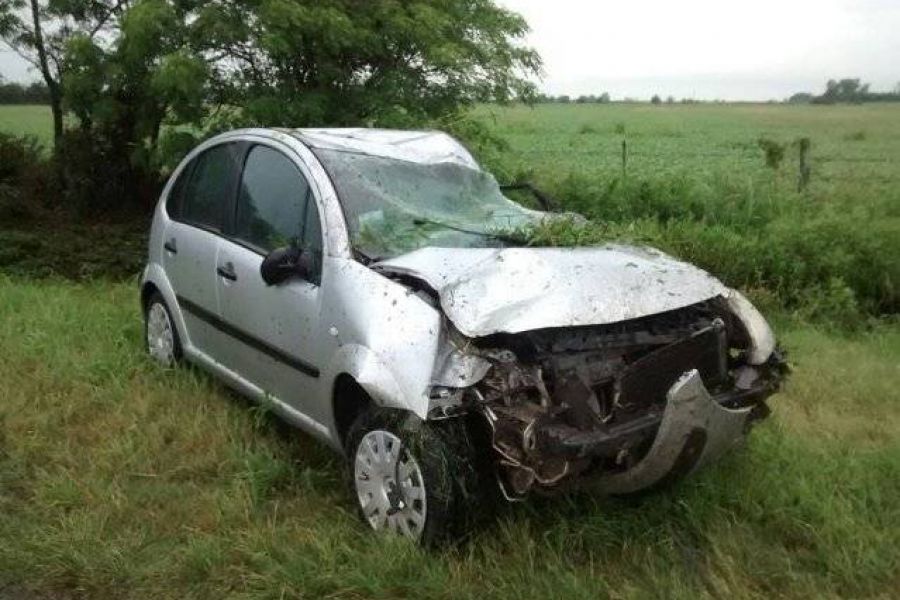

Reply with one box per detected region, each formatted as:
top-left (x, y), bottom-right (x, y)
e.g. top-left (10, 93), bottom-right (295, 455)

top-left (176, 296), bottom-right (320, 378)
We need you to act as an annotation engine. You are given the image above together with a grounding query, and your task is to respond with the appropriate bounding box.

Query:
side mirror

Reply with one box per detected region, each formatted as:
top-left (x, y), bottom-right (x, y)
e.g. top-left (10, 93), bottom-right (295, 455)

top-left (260, 246), bottom-right (309, 286)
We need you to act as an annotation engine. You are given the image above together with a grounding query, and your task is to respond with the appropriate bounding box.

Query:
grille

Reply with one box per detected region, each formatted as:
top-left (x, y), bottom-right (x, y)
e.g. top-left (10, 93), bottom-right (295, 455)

top-left (616, 324), bottom-right (727, 412)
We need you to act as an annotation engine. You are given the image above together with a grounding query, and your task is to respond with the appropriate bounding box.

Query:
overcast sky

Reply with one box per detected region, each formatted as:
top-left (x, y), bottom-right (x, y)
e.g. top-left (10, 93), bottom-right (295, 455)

top-left (2, 0), bottom-right (898, 101)
top-left (499, 0), bottom-right (900, 100)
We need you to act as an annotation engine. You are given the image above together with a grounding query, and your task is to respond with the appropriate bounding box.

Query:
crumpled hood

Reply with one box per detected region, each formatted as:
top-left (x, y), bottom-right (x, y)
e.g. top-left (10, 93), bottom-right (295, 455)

top-left (373, 245), bottom-right (729, 337)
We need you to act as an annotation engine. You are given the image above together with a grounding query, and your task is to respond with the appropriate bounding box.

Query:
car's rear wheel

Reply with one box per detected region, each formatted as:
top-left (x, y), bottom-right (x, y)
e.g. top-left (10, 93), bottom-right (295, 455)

top-left (144, 292), bottom-right (182, 367)
top-left (345, 408), bottom-right (490, 546)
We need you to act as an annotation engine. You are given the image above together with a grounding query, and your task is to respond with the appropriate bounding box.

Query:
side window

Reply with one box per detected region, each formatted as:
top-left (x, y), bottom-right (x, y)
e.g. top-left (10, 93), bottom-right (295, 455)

top-left (165, 162), bottom-right (191, 220)
top-left (235, 145), bottom-right (324, 282)
top-left (180, 144), bottom-right (239, 231)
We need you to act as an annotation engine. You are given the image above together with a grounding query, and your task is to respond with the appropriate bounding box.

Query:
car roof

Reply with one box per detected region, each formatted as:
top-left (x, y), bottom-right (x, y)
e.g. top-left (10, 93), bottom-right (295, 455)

top-left (283, 127), bottom-right (480, 169)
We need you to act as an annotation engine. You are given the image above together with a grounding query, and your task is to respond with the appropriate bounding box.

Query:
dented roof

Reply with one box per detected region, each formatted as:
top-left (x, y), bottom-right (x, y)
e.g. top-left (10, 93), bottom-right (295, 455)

top-left (292, 128), bottom-right (480, 168)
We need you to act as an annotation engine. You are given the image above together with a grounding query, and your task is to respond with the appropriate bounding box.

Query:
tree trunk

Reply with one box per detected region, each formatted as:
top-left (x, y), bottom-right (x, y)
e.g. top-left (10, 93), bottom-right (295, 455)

top-left (29, 0), bottom-right (63, 146)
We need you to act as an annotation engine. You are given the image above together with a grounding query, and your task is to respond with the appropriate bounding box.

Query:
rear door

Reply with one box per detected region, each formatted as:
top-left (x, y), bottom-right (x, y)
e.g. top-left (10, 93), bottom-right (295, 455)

top-left (162, 142), bottom-right (242, 357)
top-left (215, 143), bottom-right (328, 415)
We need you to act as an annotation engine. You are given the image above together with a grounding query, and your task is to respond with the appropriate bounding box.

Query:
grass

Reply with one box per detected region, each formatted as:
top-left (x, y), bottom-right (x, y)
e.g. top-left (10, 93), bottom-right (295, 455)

top-left (0, 278), bottom-right (898, 598)
top-left (0, 105), bottom-right (53, 147)
top-left (477, 102), bottom-right (900, 319)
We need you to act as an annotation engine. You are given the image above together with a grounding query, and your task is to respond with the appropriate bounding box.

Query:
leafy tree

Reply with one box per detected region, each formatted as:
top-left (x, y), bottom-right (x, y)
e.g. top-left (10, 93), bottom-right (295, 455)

top-left (1, 0), bottom-right (539, 212)
top-left (0, 0), bottom-right (130, 144)
top-left (197, 0), bottom-right (541, 127)
top-left (650, 94), bottom-right (661, 105)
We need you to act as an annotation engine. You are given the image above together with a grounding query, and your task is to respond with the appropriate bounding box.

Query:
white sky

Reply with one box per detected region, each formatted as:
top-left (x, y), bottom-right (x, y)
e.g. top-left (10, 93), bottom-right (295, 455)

top-left (2, 0), bottom-right (899, 101)
top-left (499, 0), bottom-right (900, 100)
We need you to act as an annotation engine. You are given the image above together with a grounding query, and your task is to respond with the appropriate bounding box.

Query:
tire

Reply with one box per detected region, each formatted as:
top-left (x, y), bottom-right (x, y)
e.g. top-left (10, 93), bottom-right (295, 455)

top-left (345, 408), bottom-right (492, 546)
top-left (144, 291), bottom-right (183, 367)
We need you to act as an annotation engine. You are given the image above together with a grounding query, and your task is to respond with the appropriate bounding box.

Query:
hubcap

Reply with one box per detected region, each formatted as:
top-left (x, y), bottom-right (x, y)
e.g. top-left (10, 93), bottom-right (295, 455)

top-left (146, 302), bottom-right (175, 366)
top-left (354, 430), bottom-right (427, 540)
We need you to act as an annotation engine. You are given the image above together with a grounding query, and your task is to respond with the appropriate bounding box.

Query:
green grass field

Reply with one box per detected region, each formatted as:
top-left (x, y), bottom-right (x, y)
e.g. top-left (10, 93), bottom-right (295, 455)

top-left (0, 104), bottom-right (53, 146)
top-left (1, 103), bottom-right (899, 598)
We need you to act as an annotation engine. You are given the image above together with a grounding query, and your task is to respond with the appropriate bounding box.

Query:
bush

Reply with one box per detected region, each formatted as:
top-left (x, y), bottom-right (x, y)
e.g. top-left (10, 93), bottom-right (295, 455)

top-left (55, 129), bottom-right (162, 216)
top-left (0, 133), bottom-right (52, 224)
top-left (0, 132), bottom-right (42, 182)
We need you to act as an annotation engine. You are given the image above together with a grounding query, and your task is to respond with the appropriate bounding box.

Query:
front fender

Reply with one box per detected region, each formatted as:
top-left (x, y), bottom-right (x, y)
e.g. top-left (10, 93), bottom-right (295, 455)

top-left (322, 343), bottom-right (428, 420)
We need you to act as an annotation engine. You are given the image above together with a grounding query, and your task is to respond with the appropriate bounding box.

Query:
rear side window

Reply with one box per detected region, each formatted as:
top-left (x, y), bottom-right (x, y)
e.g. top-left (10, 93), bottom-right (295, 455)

top-left (165, 163), bottom-right (191, 219)
top-left (179, 144), bottom-right (240, 231)
top-left (234, 145), bottom-right (324, 281)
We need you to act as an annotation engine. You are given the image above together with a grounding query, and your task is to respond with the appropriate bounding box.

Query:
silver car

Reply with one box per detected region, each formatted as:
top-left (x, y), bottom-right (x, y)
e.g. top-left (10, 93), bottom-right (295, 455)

top-left (141, 128), bottom-right (785, 544)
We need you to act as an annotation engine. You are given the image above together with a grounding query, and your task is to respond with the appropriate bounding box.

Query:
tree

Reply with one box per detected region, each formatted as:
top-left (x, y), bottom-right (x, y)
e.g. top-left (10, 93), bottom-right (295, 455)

top-left (816, 78), bottom-right (870, 103)
top-left (1, 0), bottom-right (60, 143)
top-left (788, 92), bottom-right (813, 104)
top-left (650, 94), bottom-right (662, 105)
top-left (199, 0), bottom-right (541, 127)
top-left (0, 1), bottom-right (133, 146)
top-left (4, 0), bottom-right (540, 211)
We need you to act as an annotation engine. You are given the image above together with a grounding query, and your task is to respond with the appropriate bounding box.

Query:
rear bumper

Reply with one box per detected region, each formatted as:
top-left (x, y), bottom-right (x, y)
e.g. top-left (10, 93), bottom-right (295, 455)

top-left (536, 368), bottom-right (777, 494)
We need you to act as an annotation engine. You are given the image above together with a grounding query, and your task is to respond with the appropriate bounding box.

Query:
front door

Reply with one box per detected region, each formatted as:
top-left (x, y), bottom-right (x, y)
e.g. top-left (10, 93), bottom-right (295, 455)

top-left (215, 143), bottom-right (327, 416)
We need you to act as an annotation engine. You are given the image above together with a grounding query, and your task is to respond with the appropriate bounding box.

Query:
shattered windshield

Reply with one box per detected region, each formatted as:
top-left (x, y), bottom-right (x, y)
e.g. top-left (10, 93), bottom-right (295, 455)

top-left (313, 150), bottom-right (545, 260)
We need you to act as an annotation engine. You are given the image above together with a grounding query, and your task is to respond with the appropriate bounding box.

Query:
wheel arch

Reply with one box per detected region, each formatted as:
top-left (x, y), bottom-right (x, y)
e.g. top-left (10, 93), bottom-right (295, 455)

top-left (332, 374), bottom-right (375, 449)
top-left (140, 264), bottom-right (191, 352)
top-left (322, 342), bottom-right (430, 449)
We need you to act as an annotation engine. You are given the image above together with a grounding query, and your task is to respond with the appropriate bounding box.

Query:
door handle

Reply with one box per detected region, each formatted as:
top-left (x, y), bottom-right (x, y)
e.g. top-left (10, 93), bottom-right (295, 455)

top-left (216, 262), bottom-right (237, 281)
top-left (163, 238), bottom-right (177, 254)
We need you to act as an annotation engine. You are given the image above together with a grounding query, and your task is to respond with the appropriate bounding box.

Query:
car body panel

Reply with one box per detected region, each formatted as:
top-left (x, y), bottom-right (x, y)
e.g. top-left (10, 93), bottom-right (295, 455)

top-left (372, 245), bottom-right (730, 337)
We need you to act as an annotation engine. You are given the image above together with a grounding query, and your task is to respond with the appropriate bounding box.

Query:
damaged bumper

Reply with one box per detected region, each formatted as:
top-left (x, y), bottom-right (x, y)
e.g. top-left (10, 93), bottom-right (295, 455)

top-left (587, 369), bottom-right (761, 494)
top-left (538, 368), bottom-right (772, 464)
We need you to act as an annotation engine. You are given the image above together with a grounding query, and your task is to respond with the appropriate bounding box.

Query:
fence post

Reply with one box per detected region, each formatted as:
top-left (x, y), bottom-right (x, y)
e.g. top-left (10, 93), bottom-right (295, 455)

top-left (798, 137), bottom-right (811, 192)
top-left (621, 138), bottom-right (627, 182)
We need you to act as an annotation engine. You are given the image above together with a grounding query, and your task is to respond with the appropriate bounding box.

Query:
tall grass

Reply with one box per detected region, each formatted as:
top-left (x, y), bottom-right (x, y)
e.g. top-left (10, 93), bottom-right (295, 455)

top-left (1, 278), bottom-right (898, 598)
top-left (479, 103), bottom-right (900, 324)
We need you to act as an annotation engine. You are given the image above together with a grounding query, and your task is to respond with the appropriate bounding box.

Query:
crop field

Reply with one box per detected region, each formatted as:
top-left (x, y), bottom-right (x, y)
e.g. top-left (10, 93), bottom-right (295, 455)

top-left (1, 103), bottom-right (899, 599)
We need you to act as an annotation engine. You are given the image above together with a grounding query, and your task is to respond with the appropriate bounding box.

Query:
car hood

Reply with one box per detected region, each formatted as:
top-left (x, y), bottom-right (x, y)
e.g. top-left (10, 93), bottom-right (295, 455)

top-left (372, 245), bottom-right (729, 337)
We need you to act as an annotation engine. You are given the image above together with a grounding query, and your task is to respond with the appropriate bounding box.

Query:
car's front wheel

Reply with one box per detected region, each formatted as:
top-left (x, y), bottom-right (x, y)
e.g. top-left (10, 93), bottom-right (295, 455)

top-left (144, 292), bottom-right (182, 367)
top-left (345, 408), bottom-right (489, 545)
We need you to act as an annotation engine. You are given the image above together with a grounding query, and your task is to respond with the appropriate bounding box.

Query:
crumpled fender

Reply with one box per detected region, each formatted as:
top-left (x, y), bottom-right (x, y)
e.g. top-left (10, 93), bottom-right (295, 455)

top-left (321, 343), bottom-right (426, 419)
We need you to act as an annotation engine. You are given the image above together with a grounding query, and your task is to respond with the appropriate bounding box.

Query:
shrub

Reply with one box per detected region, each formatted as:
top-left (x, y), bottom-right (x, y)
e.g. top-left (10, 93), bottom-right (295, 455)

top-left (757, 137), bottom-right (787, 170)
top-left (0, 133), bottom-right (42, 183)
top-left (0, 133), bottom-right (52, 224)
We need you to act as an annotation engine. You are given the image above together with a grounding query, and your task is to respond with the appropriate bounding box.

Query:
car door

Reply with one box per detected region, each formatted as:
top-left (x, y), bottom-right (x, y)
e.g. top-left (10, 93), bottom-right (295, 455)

top-left (214, 143), bottom-right (328, 417)
top-left (162, 142), bottom-right (243, 357)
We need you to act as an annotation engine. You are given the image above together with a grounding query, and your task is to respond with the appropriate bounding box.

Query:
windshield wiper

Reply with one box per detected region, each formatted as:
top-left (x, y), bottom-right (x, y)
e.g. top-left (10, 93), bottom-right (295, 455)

top-left (411, 217), bottom-right (524, 243)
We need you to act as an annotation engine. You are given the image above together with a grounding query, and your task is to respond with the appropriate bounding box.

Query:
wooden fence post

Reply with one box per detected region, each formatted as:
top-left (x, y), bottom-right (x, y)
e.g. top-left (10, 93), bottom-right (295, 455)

top-left (798, 137), bottom-right (811, 192)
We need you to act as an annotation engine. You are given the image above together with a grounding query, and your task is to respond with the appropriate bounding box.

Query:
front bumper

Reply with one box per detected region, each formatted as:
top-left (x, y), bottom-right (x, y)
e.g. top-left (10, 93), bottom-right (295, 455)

top-left (590, 369), bottom-right (758, 493)
top-left (533, 368), bottom-right (776, 494)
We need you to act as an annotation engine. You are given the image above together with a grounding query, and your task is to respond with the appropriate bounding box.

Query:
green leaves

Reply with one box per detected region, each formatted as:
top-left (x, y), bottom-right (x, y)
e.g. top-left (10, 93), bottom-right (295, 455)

top-left (150, 51), bottom-right (208, 122)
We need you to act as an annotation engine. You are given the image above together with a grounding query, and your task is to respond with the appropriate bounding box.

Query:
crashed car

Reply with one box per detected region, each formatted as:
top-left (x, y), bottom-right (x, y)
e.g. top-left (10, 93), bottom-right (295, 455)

top-left (141, 128), bottom-right (785, 544)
